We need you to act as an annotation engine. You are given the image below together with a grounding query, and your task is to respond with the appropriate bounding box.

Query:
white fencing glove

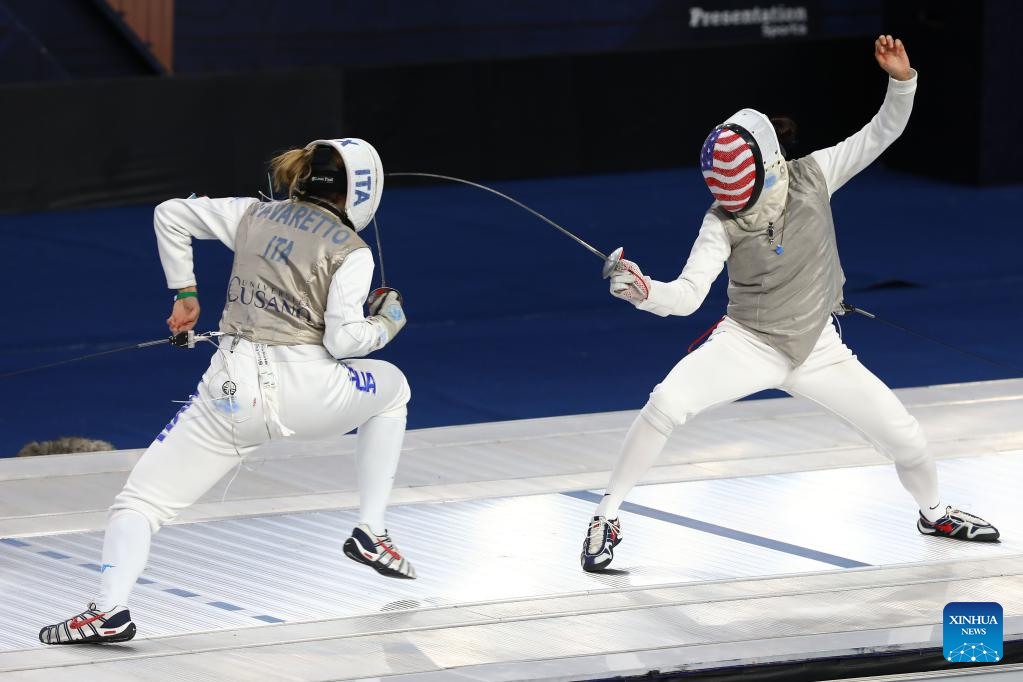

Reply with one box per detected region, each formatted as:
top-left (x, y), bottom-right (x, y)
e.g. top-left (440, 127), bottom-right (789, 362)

top-left (609, 259), bottom-right (650, 304)
top-left (367, 288), bottom-right (407, 344)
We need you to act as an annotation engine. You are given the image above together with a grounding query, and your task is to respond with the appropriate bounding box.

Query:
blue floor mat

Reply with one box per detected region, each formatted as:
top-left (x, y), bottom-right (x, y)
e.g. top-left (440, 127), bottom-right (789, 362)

top-left (1, 165), bottom-right (1020, 455)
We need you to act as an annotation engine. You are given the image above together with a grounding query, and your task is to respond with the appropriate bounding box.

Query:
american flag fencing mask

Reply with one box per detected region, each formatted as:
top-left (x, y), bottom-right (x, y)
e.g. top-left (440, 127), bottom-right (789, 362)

top-left (700, 124), bottom-right (763, 214)
top-left (699, 109), bottom-right (784, 215)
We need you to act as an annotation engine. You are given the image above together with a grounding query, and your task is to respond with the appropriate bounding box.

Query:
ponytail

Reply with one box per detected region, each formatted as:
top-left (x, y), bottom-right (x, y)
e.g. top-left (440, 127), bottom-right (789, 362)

top-left (269, 147), bottom-right (314, 198)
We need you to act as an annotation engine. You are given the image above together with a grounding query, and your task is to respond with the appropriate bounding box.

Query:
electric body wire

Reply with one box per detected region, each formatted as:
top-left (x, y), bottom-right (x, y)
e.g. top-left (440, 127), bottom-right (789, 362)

top-left (371, 215), bottom-right (387, 288)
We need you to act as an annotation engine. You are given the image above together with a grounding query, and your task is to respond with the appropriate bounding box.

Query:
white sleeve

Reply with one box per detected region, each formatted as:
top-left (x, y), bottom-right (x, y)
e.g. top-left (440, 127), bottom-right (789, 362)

top-left (323, 248), bottom-right (391, 359)
top-left (154, 196), bottom-right (259, 289)
top-left (810, 70), bottom-right (918, 197)
top-left (636, 212), bottom-right (731, 317)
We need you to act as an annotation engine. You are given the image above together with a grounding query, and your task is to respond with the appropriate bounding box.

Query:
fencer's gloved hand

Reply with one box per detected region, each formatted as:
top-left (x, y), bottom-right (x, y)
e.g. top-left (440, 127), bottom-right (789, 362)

top-left (368, 288), bottom-right (407, 343)
top-left (367, 287), bottom-right (401, 316)
top-left (609, 259), bottom-right (650, 304)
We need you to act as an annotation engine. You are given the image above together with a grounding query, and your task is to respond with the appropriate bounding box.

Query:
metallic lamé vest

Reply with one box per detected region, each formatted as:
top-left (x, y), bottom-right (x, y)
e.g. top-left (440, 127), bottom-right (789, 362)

top-left (219, 199), bottom-right (368, 345)
top-left (715, 156), bottom-right (844, 366)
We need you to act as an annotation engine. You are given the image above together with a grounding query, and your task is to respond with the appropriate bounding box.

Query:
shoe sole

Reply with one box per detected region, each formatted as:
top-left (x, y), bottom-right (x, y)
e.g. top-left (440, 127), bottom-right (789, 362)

top-left (581, 558), bottom-right (612, 573)
top-left (343, 538), bottom-right (415, 579)
top-left (918, 524), bottom-right (1000, 543)
top-left (40, 622), bottom-right (136, 645)
top-left (581, 536), bottom-right (622, 573)
top-left (919, 531), bottom-right (1001, 543)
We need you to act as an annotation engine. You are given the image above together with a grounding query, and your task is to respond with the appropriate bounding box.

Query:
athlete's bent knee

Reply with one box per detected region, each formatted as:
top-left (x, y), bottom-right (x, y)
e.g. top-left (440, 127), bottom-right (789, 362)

top-left (644, 387), bottom-right (694, 435)
top-left (109, 494), bottom-right (175, 534)
top-left (640, 399), bottom-right (683, 436)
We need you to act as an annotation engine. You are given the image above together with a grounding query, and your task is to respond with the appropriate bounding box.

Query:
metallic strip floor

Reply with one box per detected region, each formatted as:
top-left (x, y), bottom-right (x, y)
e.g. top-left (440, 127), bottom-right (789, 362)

top-left (1, 452), bottom-right (1021, 679)
top-left (1, 379), bottom-right (1021, 680)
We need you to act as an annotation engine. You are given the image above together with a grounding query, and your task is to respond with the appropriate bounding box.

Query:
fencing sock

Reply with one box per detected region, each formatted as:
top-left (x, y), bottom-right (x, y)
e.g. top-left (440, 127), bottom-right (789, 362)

top-left (895, 454), bottom-right (943, 522)
top-left (356, 410), bottom-right (407, 534)
top-left (97, 509), bottom-right (152, 611)
top-left (595, 411), bottom-right (670, 519)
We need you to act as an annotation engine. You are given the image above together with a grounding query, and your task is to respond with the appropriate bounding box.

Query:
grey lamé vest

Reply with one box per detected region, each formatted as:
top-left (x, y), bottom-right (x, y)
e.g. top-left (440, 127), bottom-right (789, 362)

top-left (219, 199), bottom-right (368, 345)
top-left (715, 156), bottom-right (844, 366)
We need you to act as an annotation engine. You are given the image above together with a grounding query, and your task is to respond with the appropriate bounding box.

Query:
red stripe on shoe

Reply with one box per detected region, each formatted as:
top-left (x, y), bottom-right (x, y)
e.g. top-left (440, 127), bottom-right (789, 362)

top-left (377, 541), bottom-right (402, 560)
top-left (69, 614), bottom-right (104, 629)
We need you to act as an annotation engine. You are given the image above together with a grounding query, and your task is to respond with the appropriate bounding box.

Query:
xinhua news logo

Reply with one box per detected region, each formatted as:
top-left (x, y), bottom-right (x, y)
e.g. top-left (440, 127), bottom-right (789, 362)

top-left (944, 602), bottom-right (1002, 663)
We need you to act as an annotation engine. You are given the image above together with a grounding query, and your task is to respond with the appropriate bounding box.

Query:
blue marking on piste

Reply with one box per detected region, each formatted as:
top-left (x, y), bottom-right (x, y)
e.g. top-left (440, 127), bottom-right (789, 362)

top-left (563, 490), bottom-right (869, 569)
top-left (208, 601), bottom-right (244, 611)
top-left (253, 615), bottom-right (285, 623)
top-left (38, 550), bottom-right (71, 560)
top-left (4, 536), bottom-right (286, 622)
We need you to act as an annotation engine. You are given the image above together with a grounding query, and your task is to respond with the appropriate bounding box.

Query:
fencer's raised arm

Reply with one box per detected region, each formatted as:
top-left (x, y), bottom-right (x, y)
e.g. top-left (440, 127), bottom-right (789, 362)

top-left (154, 196), bottom-right (259, 289)
top-left (322, 248), bottom-right (401, 358)
top-left (633, 212), bottom-right (731, 317)
top-left (810, 37), bottom-right (917, 197)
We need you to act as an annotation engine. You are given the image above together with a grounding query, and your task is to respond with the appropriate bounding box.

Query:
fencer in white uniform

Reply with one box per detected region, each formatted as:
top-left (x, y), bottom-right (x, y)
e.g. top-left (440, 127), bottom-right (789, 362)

top-left (41, 138), bottom-right (415, 645)
top-left (581, 36), bottom-right (1000, 572)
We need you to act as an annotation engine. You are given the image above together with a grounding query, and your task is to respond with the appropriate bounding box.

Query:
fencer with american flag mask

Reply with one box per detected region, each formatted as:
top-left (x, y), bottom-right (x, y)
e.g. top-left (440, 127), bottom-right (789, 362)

top-left (581, 35), bottom-right (1001, 572)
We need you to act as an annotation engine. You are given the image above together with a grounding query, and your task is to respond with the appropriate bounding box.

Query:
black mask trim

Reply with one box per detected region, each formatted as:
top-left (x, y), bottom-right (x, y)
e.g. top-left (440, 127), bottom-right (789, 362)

top-left (299, 145), bottom-right (347, 197)
top-left (718, 122), bottom-right (764, 215)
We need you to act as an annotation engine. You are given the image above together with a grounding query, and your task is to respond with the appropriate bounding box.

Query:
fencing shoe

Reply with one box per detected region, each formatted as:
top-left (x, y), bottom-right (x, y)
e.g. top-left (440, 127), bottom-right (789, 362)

top-left (581, 515), bottom-right (622, 572)
top-left (39, 603), bottom-right (135, 645)
top-left (918, 507), bottom-right (1000, 542)
top-left (343, 524), bottom-right (417, 579)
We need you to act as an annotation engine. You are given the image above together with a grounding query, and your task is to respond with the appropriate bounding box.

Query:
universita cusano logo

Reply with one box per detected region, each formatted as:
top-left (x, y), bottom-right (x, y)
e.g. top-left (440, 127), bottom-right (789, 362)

top-left (944, 602), bottom-right (1003, 663)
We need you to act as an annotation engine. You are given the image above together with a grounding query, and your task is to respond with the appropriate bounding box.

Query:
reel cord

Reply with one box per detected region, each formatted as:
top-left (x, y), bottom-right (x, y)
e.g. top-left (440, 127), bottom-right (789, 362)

top-left (840, 303), bottom-right (1022, 374)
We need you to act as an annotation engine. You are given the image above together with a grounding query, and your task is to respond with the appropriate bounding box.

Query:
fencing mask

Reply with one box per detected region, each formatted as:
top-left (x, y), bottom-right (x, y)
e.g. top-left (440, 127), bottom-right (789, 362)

top-left (699, 109), bottom-right (784, 215)
top-left (302, 138), bottom-right (384, 232)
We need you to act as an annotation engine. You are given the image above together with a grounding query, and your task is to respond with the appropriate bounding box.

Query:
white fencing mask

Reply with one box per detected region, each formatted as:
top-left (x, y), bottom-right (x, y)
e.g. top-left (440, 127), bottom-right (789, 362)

top-left (303, 138), bottom-right (384, 232)
top-left (699, 109), bottom-right (784, 215)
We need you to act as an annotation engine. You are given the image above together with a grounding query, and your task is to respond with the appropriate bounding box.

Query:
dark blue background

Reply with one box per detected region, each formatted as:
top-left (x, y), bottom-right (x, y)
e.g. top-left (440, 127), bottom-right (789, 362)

top-left (0, 0), bottom-right (883, 85)
top-left (172, 0), bottom-right (880, 73)
top-left (1, 164), bottom-right (1020, 456)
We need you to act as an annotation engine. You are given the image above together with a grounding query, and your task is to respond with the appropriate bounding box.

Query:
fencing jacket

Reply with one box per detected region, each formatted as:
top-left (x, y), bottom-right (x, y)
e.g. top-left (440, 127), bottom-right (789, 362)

top-left (155, 196), bottom-right (393, 358)
top-left (638, 70), bottom-right (917, 366)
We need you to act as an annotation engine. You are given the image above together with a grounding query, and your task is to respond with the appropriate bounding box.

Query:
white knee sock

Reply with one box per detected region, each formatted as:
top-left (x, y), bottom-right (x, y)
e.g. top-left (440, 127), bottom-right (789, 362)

top-left (356, 411), bottom-right (406, 534)
top-left (595, 412), bottom-right (669, 519)
top-left (895, 455), bottom-right (943, 522)
top-left (97, 509), bottom-right (152, 611)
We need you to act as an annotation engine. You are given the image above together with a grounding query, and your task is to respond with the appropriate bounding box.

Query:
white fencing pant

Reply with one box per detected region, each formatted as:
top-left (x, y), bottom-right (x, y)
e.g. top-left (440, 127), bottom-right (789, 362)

top-left (98, 338), bottom-right (410, 610)
top-left (595, 316), bottom-right (941, 520)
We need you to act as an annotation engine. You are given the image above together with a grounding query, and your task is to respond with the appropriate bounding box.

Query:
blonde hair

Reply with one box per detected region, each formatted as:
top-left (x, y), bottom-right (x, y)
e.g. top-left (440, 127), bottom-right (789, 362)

top-left (269, 147), bottom-right (315, 198)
